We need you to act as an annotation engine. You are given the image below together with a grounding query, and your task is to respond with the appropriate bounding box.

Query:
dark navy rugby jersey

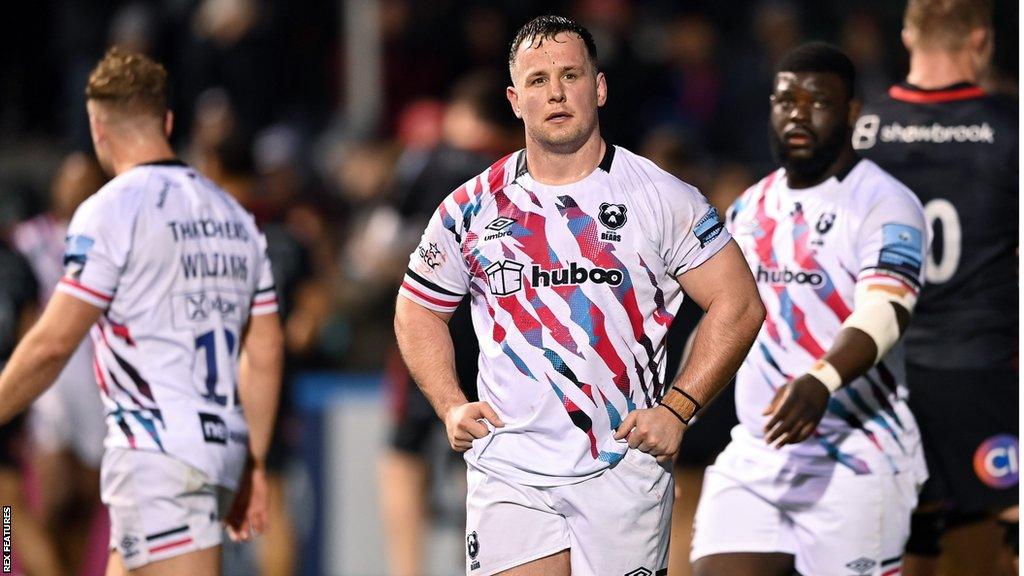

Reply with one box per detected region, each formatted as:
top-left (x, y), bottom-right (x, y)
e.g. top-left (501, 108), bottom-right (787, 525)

top-left (856, 82), bottom-right (1018, 370)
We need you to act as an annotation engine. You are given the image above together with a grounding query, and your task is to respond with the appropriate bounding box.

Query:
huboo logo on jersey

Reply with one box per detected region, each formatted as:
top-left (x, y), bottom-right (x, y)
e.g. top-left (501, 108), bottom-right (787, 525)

top-left (755, 265), bottom-right (825, 287)
top-left (853, 114), bottom-right (995, 150)
top-left (973, 434), bottom-right (1018, 489)
top-left (485, 260), bottom-right (623, 296)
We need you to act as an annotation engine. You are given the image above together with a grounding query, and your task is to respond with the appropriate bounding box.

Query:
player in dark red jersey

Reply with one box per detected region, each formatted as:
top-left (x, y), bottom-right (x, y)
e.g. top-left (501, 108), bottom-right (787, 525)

top-left (855, 1), bottom-right (1018, 574)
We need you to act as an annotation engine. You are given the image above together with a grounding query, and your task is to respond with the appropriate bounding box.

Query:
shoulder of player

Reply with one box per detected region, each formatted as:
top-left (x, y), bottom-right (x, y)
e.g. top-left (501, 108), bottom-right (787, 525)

top-left (609, 146), bottom-right (704, 205)
top-left (979, 93), bottom-right (1019, 129)
top-left (849, 159), bottom-right (923, 212)
top-left (436, 151), bottom-right (519, 221)
top-left (862, 90), bottom-right (1017, 120)
top-left (72, 173), bottom-right (147, 222)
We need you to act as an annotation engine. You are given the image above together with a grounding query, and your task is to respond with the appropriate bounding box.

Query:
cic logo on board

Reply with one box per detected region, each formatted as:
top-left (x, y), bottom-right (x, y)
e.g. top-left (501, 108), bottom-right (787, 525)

top-left (973, 434), bottom-right (1019, 489)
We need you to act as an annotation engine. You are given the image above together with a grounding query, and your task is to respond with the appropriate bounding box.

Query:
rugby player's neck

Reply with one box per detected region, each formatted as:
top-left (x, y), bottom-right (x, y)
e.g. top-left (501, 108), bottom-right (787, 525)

top-left (906, 49), bottom-right (980, 89)
top-left (107, 133), bottom-right (176, 176)
top-left (525, 131), bottom-right (605, 186)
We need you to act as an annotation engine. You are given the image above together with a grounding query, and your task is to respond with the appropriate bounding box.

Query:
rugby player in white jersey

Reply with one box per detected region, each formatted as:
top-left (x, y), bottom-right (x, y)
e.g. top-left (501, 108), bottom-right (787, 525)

top-left (691, 43), bottom-right (928, 576)
top-left (394, 15), bottom-right (765, 576)
top-left (0, 47), bottom-right (283, 576)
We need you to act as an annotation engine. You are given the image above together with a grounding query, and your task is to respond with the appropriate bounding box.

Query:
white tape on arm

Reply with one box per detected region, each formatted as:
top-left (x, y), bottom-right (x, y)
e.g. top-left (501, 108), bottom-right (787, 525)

top-left (806, 359), bottom-right (843, 393)
top-left (841, 281), bottom-right (917, 363)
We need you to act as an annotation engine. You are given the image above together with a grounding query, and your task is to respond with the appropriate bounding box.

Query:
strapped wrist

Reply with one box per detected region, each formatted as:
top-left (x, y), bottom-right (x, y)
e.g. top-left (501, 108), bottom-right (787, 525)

top-left (806, 359), bottom-right (843, 393)
top-left (659, 386), bottom-right (702, 425)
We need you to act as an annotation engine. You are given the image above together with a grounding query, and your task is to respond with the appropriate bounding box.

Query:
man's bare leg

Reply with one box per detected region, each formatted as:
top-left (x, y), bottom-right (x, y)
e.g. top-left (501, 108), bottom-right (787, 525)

top-left (105, 546), bottom-right (220, 576)
top-left (496, 549), bottom-right (570, 576)
top-left (378, 450), bottom-right (429, 576)
top-left (693, 552), bottom-right (795, 576)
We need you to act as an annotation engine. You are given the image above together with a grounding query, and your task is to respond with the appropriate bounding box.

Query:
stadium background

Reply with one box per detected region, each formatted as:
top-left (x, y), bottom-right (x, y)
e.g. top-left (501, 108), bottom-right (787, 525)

top-left (0, 1), bottom-right (1017, 575)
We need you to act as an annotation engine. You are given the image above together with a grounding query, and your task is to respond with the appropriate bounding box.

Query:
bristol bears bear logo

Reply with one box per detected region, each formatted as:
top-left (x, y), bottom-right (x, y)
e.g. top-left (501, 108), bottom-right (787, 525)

top-left (599, 203), bottom-right (628, 229)
top-left (467, 531), bottom-right (481, 570)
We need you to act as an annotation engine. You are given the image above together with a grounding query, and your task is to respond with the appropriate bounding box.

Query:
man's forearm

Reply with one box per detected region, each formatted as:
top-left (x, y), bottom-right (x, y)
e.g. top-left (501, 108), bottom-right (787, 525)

top-left (0, 329), bottom-right (75, 424)
top-left (394, 297), bottom-right (466, 420)
top-left (239, 352), bottom-right (281, 466)
top-left (239, 317), bottom-right (284, 467)
top-left (664, 295), bottom-right (763, 419)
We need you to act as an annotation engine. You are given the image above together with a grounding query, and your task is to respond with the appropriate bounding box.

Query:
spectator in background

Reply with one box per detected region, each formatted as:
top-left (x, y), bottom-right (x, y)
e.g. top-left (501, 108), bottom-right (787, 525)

top-left (841, 11), bottom-right (892, 102)
top-left (661, 12), bottom-right (724, 141)
top-left (327, 138), bottom-right (403, 369)
top-left (14, 152), bottom-right (107, 576)
top-left (713, 0), bottom-right (804, 170)
top-left (204, 125), bottom-right (332, 576)
top-left (179, 0), bottom-right (279, 140)
top-left (379, 71), bottom-right (521, 576)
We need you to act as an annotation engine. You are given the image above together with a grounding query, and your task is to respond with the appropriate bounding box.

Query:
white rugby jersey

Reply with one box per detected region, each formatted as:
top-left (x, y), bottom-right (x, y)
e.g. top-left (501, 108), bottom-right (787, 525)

top-left (56, 160), bottom-right (277, 488)
top-left (400, 145), bottom-right (731, 486)
top-left (727, 159), bottom-right (927, 478)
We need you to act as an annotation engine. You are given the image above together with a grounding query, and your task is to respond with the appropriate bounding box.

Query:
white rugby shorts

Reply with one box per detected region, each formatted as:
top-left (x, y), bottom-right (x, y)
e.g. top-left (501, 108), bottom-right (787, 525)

top-left (101, 448), bottom-right (235, 570)
top-left (465, 448), bottom-right (673, 576)
top-left (691, 440), bottom-right (920, 576)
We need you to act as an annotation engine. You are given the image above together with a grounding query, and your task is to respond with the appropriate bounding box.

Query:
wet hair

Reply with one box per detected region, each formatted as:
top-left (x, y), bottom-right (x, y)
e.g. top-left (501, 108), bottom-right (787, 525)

top-left (904, 0), bottom-right (992, 51)
top-left (507, 15), bottom-right (598, 77)
top-left (775, 42), bottom-right (856, 100)
top-left (85, 46), bottom-right (168, 117)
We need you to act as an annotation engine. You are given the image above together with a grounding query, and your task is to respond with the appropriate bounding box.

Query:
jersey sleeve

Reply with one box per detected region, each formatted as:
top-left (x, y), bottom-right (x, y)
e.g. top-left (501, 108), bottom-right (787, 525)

top-left (855, 188), bottom-right (928, 300)
top-left (661, 180), bottom-right (733, 277)
top-left (55, 192), bottom-right (131, 309)
top-left (398, 194), bottom-right (471, 313)
top-left (251, 232), bottom-right (279, 316)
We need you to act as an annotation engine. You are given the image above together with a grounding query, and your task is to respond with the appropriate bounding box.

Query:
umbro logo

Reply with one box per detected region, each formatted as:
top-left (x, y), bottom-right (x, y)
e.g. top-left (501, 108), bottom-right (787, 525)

top-left (484, 217), bottom-right (516, 241)
top-left (485, 217), bottom-right (516, 231)
top-left (845, 557), bottom-right (876, 574)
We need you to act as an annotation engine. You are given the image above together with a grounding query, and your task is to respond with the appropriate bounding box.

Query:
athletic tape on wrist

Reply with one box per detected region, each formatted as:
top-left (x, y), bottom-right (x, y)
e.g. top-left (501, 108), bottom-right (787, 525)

top-left (659, 386), bottom-right (702, 424)
top-left (806, 359), bottom-right (843, 393)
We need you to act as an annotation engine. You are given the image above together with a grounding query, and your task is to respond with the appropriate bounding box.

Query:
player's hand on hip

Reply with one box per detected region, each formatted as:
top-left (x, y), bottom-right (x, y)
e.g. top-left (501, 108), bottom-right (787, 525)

top-left (763, 375), bottom-right (830, 449)
top-left (225, 464), bottom-right (269, 542)
top-left (444, 401), bottom-right (504, 452)
top-left (614, 406), bottom-right (686, 463)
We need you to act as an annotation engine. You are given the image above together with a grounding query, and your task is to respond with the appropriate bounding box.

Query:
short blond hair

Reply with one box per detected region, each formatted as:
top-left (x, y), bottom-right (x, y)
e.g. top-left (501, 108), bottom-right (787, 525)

top-left (85, 46), bottom-right (168, 117)
top-left (904, 0), bottom-right (992, 51)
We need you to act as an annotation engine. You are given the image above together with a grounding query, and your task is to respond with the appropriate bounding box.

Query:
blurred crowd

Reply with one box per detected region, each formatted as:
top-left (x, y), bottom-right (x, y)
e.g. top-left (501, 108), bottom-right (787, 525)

top-left (1, 0), bottom-right (1017, 379)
